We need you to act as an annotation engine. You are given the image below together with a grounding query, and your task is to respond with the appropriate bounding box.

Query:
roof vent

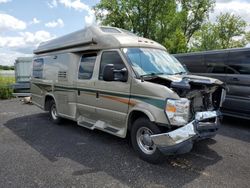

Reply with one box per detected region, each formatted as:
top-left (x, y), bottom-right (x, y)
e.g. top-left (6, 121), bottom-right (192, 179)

top-left (100, 27), bottom-right (121, 33)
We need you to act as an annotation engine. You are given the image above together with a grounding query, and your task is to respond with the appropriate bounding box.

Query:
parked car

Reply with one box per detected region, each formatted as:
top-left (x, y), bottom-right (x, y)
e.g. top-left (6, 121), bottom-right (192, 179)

top-left (174, 48), bottom-right (250, 120)
top-left (31, 26), bottom-right (225, 163)
top-left (12, 57), bottom-right (32, 97)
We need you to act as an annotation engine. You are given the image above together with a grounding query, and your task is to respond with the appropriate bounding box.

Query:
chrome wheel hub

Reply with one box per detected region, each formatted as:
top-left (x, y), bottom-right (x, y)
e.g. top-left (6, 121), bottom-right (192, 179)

top-left (136, 127), bottom-right (156, 155)
top-left (51, 104), bottom-right (58, 120)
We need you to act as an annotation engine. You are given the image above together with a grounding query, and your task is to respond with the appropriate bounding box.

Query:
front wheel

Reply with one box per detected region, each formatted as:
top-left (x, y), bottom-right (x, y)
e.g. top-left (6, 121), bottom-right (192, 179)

top-left (49, 100), bottom-right (62, 124)
top-left (131, 118), bottom-right (164, 164)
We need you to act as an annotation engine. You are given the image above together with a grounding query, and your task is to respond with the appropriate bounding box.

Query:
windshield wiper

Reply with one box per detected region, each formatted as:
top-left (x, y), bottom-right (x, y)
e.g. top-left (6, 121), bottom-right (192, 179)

top-left (140, 72), bottom-right (165, 82)
top-left (174, 71), bottom-right (187, 75)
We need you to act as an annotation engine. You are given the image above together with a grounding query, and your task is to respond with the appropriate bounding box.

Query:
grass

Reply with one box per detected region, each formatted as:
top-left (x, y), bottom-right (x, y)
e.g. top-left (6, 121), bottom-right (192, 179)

top-left (0, 75), bottom-right (15, 99)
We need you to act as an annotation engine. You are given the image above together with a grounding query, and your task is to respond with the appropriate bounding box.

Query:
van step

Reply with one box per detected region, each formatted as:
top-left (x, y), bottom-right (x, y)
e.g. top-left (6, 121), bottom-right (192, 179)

top-left (77, 118), bottom-right (126, 137)
top-left (104, 127), bottom-right (119, 133)
top-left (78, 121), bottom-right (94, 128)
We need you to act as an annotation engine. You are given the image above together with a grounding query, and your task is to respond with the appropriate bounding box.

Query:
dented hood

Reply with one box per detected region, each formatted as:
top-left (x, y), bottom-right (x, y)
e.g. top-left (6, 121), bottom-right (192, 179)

top-left (157, 74), bottom-right (223, 86)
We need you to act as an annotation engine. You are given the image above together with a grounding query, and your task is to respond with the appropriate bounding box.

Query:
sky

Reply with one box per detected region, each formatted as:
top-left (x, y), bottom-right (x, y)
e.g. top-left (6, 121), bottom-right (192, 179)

top-left (0, 0), bottom-right (250, 65)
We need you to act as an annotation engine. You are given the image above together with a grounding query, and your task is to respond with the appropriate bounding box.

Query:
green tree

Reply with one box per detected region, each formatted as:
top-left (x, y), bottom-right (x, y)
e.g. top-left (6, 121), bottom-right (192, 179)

top-left (190, 23), bottom-right (221, 51)
top-left (94, 0), bottom-right (166, 38)
top-left (217, 13), bottom-right (247, 48)
top-left (0, 65), bottom-right (14, 70)
top-left (178, 0), bottom-right (215, 43)
top-left (94, 0), bottom-right (215, 53)
top-left (191, 13), bottom-right (247, 51)
top-left (245, 31), bottom-right (250, 42)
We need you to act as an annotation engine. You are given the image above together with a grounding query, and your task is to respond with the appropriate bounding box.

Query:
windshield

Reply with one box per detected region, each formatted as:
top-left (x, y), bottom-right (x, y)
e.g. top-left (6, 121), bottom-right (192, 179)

top-left (122, 48), bottom-right (186, 76)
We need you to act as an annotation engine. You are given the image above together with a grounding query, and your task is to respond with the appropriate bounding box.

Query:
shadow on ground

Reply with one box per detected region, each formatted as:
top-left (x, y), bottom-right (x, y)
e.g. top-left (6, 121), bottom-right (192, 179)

top-left (4, 113), bottom-right (222, 187)
top-left (218, 116), bottom-right (250, 143)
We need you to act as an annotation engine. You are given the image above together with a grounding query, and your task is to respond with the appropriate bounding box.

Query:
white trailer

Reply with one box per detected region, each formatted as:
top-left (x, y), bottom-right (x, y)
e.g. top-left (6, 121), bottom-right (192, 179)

top-left (12, 57), bottom-right (33, 97)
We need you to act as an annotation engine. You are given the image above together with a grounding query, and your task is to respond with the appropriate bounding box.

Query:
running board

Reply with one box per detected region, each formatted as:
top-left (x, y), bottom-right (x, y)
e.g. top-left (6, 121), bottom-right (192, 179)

top-left (78, 120), bottom-right (119, 133)
top-left (104, 126), bottom-right (119, 133)
top-left (77, 116), bottom-right (125, 137)
top-left (78, 121), bottom-right (94, 129)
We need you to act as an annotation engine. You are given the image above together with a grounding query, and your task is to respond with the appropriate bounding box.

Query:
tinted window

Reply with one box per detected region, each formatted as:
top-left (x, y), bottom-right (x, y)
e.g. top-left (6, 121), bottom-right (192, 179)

top-left (228, 51), bottom-right (250, 74)
top-left (78, 53), bottom-right (97, 79)
top-left (205, 53), bottom-right (228, 74)
top-left (99, 51), bottom-right (126, 80)
top-left (175, 54), bottom-right (205, 73)
top-left (33, 58), bottom-right (44, 79)
top-left (211, 65), bottom-right (226, 73)
top-left (208, 64), bottom-right (235, 74)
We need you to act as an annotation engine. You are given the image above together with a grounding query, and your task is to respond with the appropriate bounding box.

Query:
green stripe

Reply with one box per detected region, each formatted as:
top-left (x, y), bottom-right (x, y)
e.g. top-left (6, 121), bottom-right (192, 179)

top-left (52, 85), bottom-right (165, 109)
top-left (131, 95), bottom-right (165, 109)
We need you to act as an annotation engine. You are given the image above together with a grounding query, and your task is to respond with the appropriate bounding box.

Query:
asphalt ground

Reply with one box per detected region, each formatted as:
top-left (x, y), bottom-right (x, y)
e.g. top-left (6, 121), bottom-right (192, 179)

top-left (0, 99), bottom-right (249, 188)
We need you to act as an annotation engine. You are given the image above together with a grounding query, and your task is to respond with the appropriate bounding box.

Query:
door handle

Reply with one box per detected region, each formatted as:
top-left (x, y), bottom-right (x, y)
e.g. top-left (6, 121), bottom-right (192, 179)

top-left (96, 91), bottom-right (99, 98)
top-left (231, 77), bottom-right (239, 81)
top-left (78, 89), bottom-right (80, 96)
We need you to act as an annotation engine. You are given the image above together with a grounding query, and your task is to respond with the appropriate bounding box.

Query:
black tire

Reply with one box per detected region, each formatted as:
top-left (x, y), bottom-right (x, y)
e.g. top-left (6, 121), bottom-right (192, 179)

top-left (48, 100), bottom-right (62, 124)
top-left (131, 117), bottom-right (164, 164)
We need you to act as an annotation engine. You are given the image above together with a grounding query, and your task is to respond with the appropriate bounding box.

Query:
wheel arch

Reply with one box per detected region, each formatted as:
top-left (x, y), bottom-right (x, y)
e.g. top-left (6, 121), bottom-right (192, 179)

top-left (127, 109), bottom-right (155, 131)
top-left (44, 94), bottom-right (56, 111)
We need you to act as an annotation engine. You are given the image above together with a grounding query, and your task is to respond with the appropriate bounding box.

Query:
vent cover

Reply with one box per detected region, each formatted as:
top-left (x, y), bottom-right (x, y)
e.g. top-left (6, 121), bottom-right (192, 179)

top-left (58, 71), bottom-right (67, 81)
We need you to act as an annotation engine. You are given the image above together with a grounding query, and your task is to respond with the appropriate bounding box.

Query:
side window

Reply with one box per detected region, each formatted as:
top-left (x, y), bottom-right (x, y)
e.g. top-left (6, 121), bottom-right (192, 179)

top-left (78, 53), bottom-right (97, 79)
top-left (228, 51), bottom-right (250, 74)
top-left (176, 55), bottom-right (205, 73)
top-left (211, 65), bottom-right (226, 73)
top-left (99, 51), bottom-right (126, 80)
top-left (205, 53), bottom-right (227, 74)
top-left (226, 67), bottom-right (236, 74)
top-left (33, 58), bottom-right (44, 79)
top-left (210, 64), bottom-right (235, 74)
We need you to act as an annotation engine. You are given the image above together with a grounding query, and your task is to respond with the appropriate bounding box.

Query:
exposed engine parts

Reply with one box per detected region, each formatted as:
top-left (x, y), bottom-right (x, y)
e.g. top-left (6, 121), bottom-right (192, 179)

top-left (147, 75), bottom-right (226, 120)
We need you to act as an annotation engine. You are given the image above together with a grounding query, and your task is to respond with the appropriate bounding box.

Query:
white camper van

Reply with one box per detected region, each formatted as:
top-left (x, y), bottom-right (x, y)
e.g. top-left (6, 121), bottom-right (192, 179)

top-left (12, 57), bottom-right (33, 96)
top-left (31, 26), bottom-right (225, 163)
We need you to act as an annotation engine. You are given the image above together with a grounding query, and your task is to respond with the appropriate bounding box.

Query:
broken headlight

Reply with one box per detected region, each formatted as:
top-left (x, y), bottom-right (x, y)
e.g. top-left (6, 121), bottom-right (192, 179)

top-left (165, 98), bottom-right (190, 126)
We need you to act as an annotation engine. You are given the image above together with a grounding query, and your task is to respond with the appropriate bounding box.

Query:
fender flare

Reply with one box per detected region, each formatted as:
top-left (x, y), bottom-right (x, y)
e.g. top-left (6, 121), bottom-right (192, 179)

top-left (127, 108), bottom-right (156, 125)
top-left (44, 93), bottom-right (56, 110)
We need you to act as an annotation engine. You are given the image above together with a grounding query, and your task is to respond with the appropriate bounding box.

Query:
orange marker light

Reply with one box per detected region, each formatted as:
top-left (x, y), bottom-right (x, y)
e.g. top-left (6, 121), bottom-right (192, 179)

top-left (166, 105), bottom-right (177, 113)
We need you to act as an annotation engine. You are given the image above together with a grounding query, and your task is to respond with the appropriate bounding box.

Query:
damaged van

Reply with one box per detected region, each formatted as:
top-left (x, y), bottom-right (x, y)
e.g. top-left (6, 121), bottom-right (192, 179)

top-left (31, 26), bottom-right (226, 163)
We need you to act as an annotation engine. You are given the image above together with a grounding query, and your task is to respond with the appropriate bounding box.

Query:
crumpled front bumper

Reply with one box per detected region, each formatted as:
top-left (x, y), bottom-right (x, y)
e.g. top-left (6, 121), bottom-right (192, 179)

top-left (150, 111), bottom-right (221, 155)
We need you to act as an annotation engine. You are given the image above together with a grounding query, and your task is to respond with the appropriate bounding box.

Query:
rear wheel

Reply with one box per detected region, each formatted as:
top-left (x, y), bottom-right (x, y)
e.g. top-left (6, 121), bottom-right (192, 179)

top-left (49, 100), bottom-right (62, 124)
top-left (131, 117), bottom-right (164, 164)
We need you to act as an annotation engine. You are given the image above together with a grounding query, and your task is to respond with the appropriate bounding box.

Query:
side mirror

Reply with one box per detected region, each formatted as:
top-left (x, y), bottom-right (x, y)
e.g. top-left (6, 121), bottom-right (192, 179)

top-left (103, 64), bottom-right (128, 82)
top-left (103, 64), bottom-right (114, 81)
top-left (114, 67), bottom-right (128, 82)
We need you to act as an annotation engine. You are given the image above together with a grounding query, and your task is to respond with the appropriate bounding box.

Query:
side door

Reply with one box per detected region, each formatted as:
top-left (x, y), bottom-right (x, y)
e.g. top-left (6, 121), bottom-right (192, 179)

top-left (224, 50), bottom-right (250, 115)
top-left (76, 53), bottom-right (98, 123)
top-left (94, 50), bottom-right (131, 129)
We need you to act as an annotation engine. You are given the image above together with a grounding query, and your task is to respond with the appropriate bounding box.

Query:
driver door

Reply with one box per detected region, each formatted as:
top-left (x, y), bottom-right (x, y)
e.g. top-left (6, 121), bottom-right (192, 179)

top-left (94, 50), bottom-right (131, 129)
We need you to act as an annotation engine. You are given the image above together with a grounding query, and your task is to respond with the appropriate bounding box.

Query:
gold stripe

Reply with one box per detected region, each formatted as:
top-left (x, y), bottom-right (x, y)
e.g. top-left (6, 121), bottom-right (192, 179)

top-left (101, 95), bottom-right (136, 106)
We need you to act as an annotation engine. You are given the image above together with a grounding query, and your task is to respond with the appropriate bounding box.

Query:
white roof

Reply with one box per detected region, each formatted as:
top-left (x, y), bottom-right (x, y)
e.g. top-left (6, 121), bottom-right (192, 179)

top-left (15, 57), bottom-right (33, 63)
top-left (34, 26), bottom-right (166, 55)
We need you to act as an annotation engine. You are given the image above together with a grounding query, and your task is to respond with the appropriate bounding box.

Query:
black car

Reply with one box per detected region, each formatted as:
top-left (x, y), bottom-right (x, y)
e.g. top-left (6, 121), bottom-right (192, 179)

top-left (174, 47), bottom-right (250, 120)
